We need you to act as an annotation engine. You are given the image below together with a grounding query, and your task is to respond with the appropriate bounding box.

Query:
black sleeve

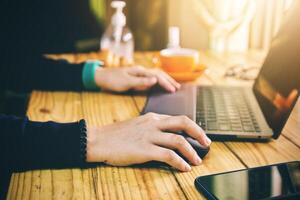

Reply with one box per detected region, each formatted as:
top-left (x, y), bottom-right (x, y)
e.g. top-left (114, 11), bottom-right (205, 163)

top-left (0, 115), bottom-right (100, 200)
top-left (0, 114), bottom-right (90, 172)
top-left (0, 52), bottom-right (86, 93)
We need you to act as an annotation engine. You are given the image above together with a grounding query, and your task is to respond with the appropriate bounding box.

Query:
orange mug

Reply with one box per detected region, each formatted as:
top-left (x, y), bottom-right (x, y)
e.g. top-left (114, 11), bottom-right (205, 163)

top-left (159, 48), bottom-right (199, 73)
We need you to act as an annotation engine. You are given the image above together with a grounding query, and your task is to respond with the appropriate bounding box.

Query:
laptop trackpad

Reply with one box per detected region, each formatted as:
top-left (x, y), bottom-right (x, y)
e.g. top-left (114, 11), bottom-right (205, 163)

top-left (142, 84), bottom-right (196, 119)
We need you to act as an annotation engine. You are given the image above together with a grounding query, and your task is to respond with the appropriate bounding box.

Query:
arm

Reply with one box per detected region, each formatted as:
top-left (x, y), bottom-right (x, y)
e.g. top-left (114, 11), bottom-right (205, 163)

top-left (0, 113), bottom-right (211, 172)
top-left (0, 54), bottom-right (181, 93)
top-left (0, 113), bottom-right (211, 199)
top-left (0, 53), bottom-right (86, 92)
top-left (0, 114), bottom-right (93, 199)
top-left (0, 114), bottom-right (88, 172)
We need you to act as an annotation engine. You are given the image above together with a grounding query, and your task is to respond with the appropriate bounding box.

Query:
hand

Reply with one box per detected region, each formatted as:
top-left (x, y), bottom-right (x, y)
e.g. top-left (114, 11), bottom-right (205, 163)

top-left (86, 113), bottom-right (211, 172)
top-left (94, 66), bottom-right (181, 93)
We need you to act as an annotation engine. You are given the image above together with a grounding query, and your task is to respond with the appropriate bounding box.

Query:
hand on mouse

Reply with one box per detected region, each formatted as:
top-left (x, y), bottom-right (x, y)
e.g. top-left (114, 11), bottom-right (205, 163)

top-left (86, 113), bottom-right (211, 172)
top-left (94, 66), bottom-right (181, 93)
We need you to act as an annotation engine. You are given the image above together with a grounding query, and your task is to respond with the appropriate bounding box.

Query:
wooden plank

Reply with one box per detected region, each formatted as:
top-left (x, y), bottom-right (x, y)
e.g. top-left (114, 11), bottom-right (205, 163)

top-left (46, 52), bottom-right (106, 64)
top-left (81, 92), bottom-right (186, 199)
top-left (282, 99), bottom-right (300, 147)
top-left (173, 142), bottom-right (246, 199)
top-left (46, 54), bottom-right (76, 63)
top-left (6, 171), bottom-right (19, 200)
top-left (74, 52), bottom-right (106, 64)
top-left (283, 117), bottom-right (300, 147)
top-left (7, 92), bottom-right (98, 200)
top-left (225, 135), bottom-right (300, 168)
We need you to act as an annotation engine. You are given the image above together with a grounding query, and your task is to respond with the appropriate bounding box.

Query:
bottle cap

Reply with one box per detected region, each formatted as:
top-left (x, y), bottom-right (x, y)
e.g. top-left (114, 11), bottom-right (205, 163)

top-left (111, 1), bottom-right (126, 27)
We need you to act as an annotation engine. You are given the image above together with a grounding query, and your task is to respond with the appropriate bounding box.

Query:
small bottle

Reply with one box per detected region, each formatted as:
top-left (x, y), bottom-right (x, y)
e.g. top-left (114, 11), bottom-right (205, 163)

top-left (167, 26), bottom-right (180, 49)
top-left (100, 1), bottom-right (134, 67)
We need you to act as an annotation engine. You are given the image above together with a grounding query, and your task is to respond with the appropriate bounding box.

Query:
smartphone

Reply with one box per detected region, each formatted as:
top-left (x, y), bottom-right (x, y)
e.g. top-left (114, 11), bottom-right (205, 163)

top-left (194, 161), bottom-right (300, 200)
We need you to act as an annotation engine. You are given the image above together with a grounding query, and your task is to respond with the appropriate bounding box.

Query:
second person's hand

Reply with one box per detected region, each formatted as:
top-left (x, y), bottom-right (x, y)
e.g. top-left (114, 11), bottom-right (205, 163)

top-left (94, 66), bottom-right (181, 93)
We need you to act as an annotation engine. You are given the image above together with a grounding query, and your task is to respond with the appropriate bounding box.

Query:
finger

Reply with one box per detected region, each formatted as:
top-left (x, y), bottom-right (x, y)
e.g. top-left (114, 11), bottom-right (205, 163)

top-left (152, 132), bottom-right (201, 165)
top-left (129, 76), bottom-right (157, 90)
top-left (128, 66), bottom-right (179, 92)
top-left (138, 112), bottom-right (172, 126)
top-left (157, 115), bottom-right (211, 147)
top-left (158, 70), bottom-right (181, 90)
top-left (127, 66), bottom-right (160, 91)
top-left (142, 112), bottom-right (171, 121)
top-left (153, 72), bottom-right (176, 92)
top-left (127, 66), bottom-right (152, 77)
top-left (148, 68), bottom-right (180, 90)
top-left (151, 146), bottom-right (191, 171)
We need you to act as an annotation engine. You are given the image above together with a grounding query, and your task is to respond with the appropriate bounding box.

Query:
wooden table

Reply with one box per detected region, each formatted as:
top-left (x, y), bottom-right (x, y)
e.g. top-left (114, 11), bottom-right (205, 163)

top-left (7, 51), bottom-right (300, 200)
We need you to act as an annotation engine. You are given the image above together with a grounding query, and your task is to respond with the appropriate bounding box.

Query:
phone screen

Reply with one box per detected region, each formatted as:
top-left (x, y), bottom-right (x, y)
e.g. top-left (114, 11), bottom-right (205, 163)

top-left (195, 162), bottom-right (300, 200)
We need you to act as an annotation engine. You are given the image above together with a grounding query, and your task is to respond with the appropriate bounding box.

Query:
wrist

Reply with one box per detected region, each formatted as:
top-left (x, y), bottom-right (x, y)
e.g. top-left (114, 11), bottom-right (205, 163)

top-left (86, 126), bottom-right (106, 163)
top-left (94, 67), bottom-right (106, 89)
top-left (82, 60), bottom-right (104, 90)
top-left (86, 126), bottom-right (97, 162)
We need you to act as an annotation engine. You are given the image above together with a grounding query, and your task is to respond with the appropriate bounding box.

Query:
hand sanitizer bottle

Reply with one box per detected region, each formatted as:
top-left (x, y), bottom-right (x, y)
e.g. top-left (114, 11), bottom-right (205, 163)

top-left (100, 1), bottom-right (134, 67)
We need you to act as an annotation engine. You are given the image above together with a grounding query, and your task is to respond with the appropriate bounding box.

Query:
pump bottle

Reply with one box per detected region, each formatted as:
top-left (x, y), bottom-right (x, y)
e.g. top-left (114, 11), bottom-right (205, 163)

top-left (100, 1), bottom-right (134, 67)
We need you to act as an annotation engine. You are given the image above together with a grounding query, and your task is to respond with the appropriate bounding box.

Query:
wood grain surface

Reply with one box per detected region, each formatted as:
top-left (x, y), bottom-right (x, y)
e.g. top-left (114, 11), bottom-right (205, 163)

top-left (6, 51), bottom-right (300, 200)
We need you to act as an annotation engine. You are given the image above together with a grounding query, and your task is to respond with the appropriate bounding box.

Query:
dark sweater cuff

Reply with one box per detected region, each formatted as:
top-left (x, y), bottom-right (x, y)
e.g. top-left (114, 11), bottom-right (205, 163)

top-left (19, 118), bottom-right (87, 171)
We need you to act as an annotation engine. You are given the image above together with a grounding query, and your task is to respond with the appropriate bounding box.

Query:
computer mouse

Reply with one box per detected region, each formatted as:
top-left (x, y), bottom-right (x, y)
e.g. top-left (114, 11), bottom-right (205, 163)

top-left (175, 131), bottom-right (210, 159)
top-left (140, 132), bottom-right (210, 169)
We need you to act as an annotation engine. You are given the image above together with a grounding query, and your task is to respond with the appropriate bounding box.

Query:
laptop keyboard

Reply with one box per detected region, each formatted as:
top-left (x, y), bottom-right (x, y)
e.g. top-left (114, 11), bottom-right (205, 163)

top-left (196, 87), bottom-right (261, 132)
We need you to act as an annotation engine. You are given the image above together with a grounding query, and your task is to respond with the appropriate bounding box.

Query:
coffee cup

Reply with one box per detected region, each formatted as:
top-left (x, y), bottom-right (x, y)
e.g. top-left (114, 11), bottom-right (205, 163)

top-left (159, 48), bottom-right (199, 73)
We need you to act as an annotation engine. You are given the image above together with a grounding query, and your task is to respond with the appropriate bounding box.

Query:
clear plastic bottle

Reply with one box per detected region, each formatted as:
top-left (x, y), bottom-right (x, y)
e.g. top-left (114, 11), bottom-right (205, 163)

top-left (100, 1), bottom-right (134, 67)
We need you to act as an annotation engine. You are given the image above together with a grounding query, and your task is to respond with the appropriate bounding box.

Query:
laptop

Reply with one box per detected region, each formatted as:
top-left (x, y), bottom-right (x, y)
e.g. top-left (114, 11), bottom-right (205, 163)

top-left (142, 2), bottom-right (300, 141)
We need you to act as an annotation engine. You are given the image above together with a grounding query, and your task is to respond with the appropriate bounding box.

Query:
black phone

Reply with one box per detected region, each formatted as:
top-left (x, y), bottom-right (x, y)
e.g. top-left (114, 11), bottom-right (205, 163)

top-left (194, 161), bottom-right (300, 200)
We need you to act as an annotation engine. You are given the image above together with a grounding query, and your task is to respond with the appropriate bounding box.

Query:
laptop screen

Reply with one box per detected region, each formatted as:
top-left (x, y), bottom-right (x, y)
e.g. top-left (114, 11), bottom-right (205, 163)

top-left (253, 1), bottom-right (300, 138)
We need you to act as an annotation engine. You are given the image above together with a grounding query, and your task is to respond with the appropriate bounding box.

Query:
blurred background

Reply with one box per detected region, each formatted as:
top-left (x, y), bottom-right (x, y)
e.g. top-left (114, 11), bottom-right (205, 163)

top-left (79, 0), bottom-right (294, 52)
